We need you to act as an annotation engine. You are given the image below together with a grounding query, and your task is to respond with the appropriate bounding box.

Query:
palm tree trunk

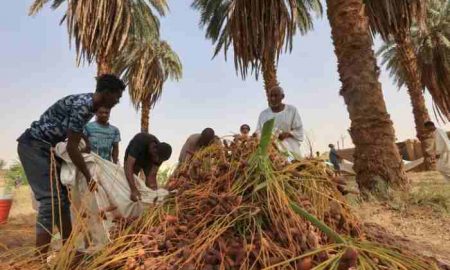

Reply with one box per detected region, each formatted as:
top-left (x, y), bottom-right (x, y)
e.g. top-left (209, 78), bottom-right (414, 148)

top-left (394, 33), bottom-right (434, 170)
top-left (326, 0), bottom-right (408, 195)
top-left (141, 97), bottom-right (150, 133)
top-left (262, 52), bottom-right (280, 95)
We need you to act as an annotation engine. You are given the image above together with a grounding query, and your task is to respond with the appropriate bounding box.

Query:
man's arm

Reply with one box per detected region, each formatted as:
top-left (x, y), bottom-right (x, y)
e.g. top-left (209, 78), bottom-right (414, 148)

top-left (178, 137), bottom-right (192, 163)
top-left (290, 107), bottom-right (304, 142)
top-left (112, 143), bottom-right (119, 164)
top-left (256, 113), bottom-right (264, 136)
top-left (124, 155), bottom-right (141, 201)
top-left (112, 128), bottom-right (121, 164)
top-left (146, 165), bottom-right (159, 190)
top-left (67, 130), bottom-right (92, 185)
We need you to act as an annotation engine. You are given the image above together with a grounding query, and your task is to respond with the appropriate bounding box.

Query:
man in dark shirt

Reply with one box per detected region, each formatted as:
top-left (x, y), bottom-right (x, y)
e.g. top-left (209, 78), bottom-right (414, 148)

top-left (17, 74), bottom-right (125, 256)
top-left (124, 133), bottom-right (172, 201)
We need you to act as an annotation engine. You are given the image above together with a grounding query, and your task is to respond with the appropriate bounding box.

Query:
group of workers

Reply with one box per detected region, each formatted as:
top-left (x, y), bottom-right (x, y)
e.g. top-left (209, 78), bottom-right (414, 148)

top-left (17, 74), bottom-right (304, 256)
top-left (16, 71), bottom-right (450, 260)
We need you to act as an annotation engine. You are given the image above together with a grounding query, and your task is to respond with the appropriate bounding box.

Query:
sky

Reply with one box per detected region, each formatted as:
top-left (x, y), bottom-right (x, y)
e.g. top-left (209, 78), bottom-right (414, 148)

top-left (0, 1), bottom-right (446, 167)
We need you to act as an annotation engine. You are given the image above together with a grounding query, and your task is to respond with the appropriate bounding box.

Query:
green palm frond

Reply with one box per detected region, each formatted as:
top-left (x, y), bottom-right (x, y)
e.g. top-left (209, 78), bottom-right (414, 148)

top-left (377, 41), bottom-right (407, 89)
top-left (377, 0), bottom-right (450, 120)
top-left (192, 0), bottom-right (322, 79)
top-left (113, 38), bottom-right (183, 110)
top-left (29, 0), bottom-right (168, 65)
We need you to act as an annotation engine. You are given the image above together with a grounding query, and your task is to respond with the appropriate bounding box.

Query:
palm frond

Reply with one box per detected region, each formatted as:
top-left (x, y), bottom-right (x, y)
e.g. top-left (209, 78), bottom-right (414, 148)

top-left (192, 0), bottom-right (322, 79)
top-left (365, 0), bottom-right (427, 40)
top-left (377, 0), bottom-right (450, 121)
top-left (29, 0), bottom-right (168, 65)
top-left (113, 38), bottom-right (182, 110)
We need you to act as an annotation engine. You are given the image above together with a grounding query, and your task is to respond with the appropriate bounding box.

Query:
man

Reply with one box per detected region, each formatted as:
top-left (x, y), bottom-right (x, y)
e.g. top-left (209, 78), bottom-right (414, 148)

top-left (178, 128), bottom-right (218, 163)
top-left (240, 124), bottom-right (251, 138)
top-left (124, 133), bottom-right (172, 201)
top-left (425, 121), bottom-right (450, 181)
top-left (256, 86), bottom-right (304, 159)
top-left (328, 144), bottom-right (342, 176)
top-left (17, 74), bottom-right (125, 256)
top-left (84, 106), bottom-right (121, 163)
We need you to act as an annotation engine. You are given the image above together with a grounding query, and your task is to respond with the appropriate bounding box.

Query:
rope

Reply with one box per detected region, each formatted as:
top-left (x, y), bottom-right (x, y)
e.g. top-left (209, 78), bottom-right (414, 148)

top-left (50, 148), bottom-right (63, 239)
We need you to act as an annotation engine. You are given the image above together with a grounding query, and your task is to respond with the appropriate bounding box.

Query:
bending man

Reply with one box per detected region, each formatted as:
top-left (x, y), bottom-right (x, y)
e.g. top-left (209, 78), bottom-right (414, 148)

top-left (124, 133), bottom-right (172, 201)
top-left (17, 75), bottom-right (125, 256)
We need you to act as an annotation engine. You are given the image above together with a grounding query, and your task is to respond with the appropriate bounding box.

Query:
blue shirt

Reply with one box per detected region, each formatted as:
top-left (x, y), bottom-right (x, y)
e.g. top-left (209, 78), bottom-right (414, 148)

top-left (29, 93), bottom-right (95, 145)
top-left (329, 148), bottom-right (340, 164)
top-left (84, 121), bottom-right (121, 161)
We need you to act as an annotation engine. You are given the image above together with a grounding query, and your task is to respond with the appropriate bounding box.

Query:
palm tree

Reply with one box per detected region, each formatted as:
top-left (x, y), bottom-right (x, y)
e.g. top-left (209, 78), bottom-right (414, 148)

top-left (29, 0), bottom-right (167, 75)
top-left (326, 0), bottom-right (408, 194)
top-left (364, 0), bottom-right (435, 169)
top-left (192, 0), bottom-right (322, 94)
top-left (114, 39), bottom-right (182, 132)
top-left (377, 0), bottom-right (450, 123)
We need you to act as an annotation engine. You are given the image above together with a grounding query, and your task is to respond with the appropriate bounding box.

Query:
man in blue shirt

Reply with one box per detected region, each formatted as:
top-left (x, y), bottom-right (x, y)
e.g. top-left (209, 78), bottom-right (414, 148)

top-left (328, 144), bottom-right (342, 176)
top-left (84, 106), bottom-right (121, 163)
top-left (17, 74), bottom-right (125, 257)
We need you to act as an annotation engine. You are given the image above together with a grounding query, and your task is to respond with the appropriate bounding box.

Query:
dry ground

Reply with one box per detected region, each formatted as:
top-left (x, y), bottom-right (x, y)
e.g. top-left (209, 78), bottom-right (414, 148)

top-left (348, 171), bottom-right (450, 264)
top-left (1, 172), bottom-right (449, 265)
top-left (0, 185), bottom-right (35, 251)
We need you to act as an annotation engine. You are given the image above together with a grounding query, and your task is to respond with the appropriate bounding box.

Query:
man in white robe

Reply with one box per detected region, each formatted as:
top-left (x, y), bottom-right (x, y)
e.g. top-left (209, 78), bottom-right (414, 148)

top-left (256, 86), bottom-right (304, 159)
top-left (425, 121), bottom-right (450, 181)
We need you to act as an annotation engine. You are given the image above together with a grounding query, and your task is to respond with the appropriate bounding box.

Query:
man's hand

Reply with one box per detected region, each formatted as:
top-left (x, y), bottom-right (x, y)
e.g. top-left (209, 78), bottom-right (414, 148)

top-left (436, 154), bottom-right (441, 159)
top-left (278, 132), bottom-right (292, 141)
top-left (130, 188), bottom-right (141, 202)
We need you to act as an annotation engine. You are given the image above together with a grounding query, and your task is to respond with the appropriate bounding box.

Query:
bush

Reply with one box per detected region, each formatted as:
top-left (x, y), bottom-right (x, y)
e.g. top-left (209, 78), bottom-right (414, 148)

top-left (6, 161), bottom-right (28, 187)
top-left (0, 159), bottom-right (5, 170)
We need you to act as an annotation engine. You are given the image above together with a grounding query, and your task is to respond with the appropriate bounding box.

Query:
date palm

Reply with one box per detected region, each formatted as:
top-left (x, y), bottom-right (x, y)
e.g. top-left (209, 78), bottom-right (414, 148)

top-left (192, 0), bottom-right (322, 94)
top-left (114, 39), bottom-right (182, 132)
top-left (29, 0), bottom-right (167, 75)
top-left (377, 0), bottom-right (450, 123)
top-left (326, 0), bottom-right (408, 194)
top-left (365, 0), bottom-right (435, 169)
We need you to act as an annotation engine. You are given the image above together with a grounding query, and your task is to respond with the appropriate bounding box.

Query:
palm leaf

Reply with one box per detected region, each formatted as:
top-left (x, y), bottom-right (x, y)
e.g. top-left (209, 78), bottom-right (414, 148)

top-left (29, 0), bottom-right (168, 66)
top-left (192, 0), bottom-right (322, 79)
top-left (377, 0), bottom-right (450, 121)
top-left (365, 0), bottom-right (427, 40)
top-left (113, 38), bottom-right (183, 110)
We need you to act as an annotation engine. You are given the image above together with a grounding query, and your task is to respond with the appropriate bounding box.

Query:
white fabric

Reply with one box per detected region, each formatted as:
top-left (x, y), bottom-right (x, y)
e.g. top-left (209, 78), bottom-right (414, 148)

top-left (434, 128), bottom-right (450, 181)
top-left (328, 158), bottom-right (425, 175)
top-left (256, 104), bottom-right (304, 159)
top-left (54, 142), bottom-right (170, 252)
top-left (404, 158), bottom-right (424, 171)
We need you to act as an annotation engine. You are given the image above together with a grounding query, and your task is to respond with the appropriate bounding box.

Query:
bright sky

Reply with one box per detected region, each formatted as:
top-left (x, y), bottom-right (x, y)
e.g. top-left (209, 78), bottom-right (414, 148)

top-left (0, 1), bottom-right (446, 167)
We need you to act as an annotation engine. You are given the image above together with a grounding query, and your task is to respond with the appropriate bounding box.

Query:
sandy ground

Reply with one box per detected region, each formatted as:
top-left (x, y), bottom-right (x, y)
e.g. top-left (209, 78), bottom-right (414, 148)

top-left (0, 185), bottom-right (35, 251)
top-left (1, 171), bottom-right (450, 265)
top-left (351, 171), bottom-right (450, 264)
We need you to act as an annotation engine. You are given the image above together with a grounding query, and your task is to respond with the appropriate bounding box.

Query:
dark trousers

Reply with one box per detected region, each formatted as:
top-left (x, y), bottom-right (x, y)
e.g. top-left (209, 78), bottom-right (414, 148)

top-left (17, 131), bottom-right (70, 234)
